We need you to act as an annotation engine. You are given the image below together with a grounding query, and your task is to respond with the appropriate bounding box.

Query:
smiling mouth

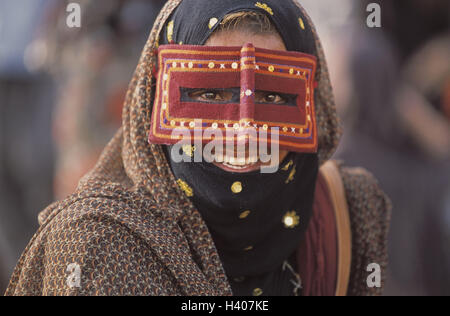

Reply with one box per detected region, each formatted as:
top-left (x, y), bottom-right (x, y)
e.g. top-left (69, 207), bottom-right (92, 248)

top-left (211, 154), bottom-right (263, 173)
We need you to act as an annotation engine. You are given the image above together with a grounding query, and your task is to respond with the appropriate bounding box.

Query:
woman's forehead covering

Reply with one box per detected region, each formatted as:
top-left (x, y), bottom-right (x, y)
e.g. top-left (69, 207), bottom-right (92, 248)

top-left (161, 0), bottom-right (317, 56)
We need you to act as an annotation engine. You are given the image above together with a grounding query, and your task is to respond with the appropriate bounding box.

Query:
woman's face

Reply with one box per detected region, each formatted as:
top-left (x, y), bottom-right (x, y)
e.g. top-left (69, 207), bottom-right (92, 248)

top-left (200, 30), bottom-right (290, 173)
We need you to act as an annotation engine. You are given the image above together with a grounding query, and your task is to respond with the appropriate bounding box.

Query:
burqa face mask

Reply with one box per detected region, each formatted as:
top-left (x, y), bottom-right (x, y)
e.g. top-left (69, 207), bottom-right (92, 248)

top-left (148, 43), bottom-right (318, 155)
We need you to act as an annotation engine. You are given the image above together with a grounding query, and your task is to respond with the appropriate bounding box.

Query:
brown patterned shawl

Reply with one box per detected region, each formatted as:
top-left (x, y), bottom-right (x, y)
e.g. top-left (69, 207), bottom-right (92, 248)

top-left (5, 0), bottom-right (391, 296)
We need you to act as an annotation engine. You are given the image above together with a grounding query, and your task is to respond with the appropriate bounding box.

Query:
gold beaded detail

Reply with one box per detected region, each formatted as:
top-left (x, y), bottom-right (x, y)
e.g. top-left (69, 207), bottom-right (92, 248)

top-left (208, 17), bottom-right (219, 29)
top-left (299, 18), bottom-right (305, 30)
top-left (283, 211), bottom-right (300, 229)
top-left (167, 21), bottom-right (174, 43)
top-left (182, 145), bottom-right (196, 157)
top-left (285, 165), bottom-right (296, 184)
top-left (231, 181), bottom-right (243, 194)
top-left (239, 210), bottom-right (251, 219)
top-left (255, 2), bottom-right (274, 15)
top-left (176, 179), bottom-right (194, 197)
top-left (253, 288), bottom-right (263, 296)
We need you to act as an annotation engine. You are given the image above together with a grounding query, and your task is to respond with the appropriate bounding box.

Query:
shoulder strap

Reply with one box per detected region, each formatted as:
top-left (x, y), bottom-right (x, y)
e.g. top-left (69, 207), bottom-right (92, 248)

top-left (319, 160), bottom-right (352, 296)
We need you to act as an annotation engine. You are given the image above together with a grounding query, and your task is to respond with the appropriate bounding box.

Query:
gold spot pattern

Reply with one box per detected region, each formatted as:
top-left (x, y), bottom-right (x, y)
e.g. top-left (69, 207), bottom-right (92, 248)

top-left (231, 182), bottom-right (243, 194)
top-left (255, 2), bottom-right (274, 15)
top-left (283, 211), bottom-right (300, 228)
top-left (299, 18), bottom-right (305, 30)
top-left (209, 17), bottom-right (219, 29)
top-left (167, 21), bottom-right (174, 43)
top-left (282, 160), bottom-right (294, 171)
top-left (253, 288), bottom-right (263, 296)
top-left (182, 145), bottom-right (196, 157)
top-left (239, 210), bottom-right (251, 219)
top-left (177, 179), bottom-right (194, 197)
top-left (285, 165), bottom-right (296, 184)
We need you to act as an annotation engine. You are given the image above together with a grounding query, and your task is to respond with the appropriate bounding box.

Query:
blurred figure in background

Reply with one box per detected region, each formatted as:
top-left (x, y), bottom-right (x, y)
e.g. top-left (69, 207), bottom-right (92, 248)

top-left (0, 0), bottom-right (165, 293)
top-left (42, 0), bottom-right (165, 199)
top-left (337, 0), bottom-right (450, 295)
top-left (0, 0), bottom-right (57, 292)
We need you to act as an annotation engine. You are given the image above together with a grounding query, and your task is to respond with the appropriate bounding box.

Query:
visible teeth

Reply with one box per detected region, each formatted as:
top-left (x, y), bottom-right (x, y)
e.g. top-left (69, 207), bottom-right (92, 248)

top-left (223, 163), bottom-right (246, 170)
top-left (215, 154), bottom-right (259, 167)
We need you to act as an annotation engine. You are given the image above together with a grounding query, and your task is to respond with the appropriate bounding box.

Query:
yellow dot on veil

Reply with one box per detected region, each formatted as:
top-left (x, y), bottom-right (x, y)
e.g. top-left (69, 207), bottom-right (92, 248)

top-left (209, 17), bottom-right (219, 29)
top-left (299, 18), bottom-right (305, 30)
top-left (283, 211), bottom-right (300, 229)
top-left (167, 20), bottom-right (174, 42)
top-left (231, 182), bottom-right (243, 194)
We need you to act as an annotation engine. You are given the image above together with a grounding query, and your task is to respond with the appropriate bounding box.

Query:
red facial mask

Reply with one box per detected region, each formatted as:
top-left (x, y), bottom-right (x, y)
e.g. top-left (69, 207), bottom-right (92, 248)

top-left (149, 43), bottom-right (318, 153)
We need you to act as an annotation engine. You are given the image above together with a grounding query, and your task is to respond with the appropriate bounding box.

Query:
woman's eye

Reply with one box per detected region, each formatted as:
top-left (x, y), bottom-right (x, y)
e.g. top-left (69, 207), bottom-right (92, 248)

top-left (188, 89), bottom-right (233, 102)
top-left (263, 93), bottom-right (286, 104)
top-left (202, 91), bottom-right (220, 100)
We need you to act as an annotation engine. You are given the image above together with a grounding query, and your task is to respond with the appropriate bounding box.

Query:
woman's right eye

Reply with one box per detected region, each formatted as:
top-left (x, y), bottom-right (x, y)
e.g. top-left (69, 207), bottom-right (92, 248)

top-left (189, 89), bottom-right (232, 102)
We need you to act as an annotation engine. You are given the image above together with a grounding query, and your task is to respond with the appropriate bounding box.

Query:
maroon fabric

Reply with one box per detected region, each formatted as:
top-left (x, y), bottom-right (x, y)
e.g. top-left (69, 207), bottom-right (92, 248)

top-left (297, 173), bottom-right (338, 296)
top-left (148, 44), bottom-right (318, 153)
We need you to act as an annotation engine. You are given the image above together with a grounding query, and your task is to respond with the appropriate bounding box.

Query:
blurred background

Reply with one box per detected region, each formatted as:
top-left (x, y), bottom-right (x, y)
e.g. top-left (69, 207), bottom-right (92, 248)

top-left (0, 0), bottom-right (449, 295)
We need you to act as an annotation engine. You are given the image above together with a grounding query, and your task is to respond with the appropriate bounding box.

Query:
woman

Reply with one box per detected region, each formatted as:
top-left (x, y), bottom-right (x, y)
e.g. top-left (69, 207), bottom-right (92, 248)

top-left (5, 0), bottom-right (391, 296)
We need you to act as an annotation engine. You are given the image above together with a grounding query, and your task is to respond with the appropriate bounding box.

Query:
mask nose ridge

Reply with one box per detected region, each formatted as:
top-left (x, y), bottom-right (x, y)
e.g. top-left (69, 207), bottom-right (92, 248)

top-left (239, 43), bottom-right (256, 124)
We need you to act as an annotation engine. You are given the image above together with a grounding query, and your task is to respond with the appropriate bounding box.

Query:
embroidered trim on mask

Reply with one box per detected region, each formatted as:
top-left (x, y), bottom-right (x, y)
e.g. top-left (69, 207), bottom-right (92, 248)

top-left (149, 44), bottom-right (318, 154)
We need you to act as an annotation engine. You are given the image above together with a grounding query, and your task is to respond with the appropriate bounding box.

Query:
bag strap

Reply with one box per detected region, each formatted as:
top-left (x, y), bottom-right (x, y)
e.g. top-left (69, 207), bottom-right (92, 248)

top-left (319, 160), bottom-right (352, 296)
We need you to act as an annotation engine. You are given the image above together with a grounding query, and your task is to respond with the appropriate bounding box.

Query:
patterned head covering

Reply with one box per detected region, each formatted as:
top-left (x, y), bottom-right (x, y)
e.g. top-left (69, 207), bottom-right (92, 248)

top-left (150, 0), bottom-right (324, 296)
top-left (121, 1), bottom-right (340, 294)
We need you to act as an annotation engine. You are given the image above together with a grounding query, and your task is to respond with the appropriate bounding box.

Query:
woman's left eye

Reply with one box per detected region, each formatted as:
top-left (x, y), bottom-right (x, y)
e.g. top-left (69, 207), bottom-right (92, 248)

top-left (202, 91), bottom-right (220, 100)
top-left (262, 93), bottom-right (286, 104)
